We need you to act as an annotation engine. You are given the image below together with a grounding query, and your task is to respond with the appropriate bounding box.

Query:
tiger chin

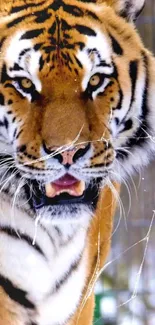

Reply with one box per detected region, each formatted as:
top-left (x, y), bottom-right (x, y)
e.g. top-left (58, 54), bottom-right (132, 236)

top-left (0, 0), bottom-right (154, 324)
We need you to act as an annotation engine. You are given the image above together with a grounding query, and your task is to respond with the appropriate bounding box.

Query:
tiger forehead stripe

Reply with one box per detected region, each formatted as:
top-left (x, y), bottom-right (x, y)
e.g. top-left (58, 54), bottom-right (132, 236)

top-left (10, 1), bottom-right (45, 14)
top-left (8, 0), bottom-right (100, 29)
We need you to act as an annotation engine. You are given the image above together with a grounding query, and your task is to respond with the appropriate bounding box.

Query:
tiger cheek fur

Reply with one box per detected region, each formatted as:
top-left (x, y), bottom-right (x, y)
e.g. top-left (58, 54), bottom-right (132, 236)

top-left (0, 1), bottom-right (154, 325)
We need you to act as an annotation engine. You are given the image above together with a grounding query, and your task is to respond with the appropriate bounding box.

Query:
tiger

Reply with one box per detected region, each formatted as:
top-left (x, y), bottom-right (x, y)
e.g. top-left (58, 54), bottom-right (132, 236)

top-left (0, 0), bottom-right (154, 324)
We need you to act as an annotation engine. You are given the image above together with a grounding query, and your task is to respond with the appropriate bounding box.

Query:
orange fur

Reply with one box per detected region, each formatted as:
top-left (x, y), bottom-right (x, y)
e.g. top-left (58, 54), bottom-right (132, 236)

top-left (72, 183), bottom-right (120, 325)
top-left (0, 288), bottom-right (25, 325)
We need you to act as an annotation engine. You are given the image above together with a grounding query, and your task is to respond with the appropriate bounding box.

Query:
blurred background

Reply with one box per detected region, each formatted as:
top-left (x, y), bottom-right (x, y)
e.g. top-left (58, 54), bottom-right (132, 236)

top-left (94, 1), bottom-right (155, 324)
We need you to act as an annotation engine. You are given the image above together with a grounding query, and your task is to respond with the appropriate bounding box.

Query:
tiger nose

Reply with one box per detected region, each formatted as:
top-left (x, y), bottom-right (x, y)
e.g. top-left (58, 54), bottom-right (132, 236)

top-left (43, 143), bottom-right (90, 166)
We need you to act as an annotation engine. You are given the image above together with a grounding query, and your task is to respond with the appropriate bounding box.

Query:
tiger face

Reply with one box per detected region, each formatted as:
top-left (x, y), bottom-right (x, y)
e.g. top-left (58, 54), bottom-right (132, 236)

top-left (0, 0), bottom-right (154, 223)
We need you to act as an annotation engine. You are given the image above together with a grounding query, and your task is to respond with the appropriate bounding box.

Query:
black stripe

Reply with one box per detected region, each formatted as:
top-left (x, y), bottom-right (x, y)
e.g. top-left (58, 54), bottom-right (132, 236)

top-left (120, 1), bottom-right (132, 20)
top-left (39, 224), bottom-right (57, 250)
top-left (39, 56), bottom-right (45, 71)
top-left (116, 149), bottom-right (128, 160)
top-left (13, 128), bottom-right (17, 139)
top-left (35, 9), bottom-right (51, 23)
top-left (0, 274), bottom-right (35, 309)
top-left (74, 55), bottom-right (83, 68)
top-left (0, 37), bottom-right (6, 50)
top-left (96, 61), bottom-right (112, 68)
top-left (1, 64), bottom-right (10, 84)
top-left (43, 46), bottom-right (55, 53)
top-left (63, 3), bottom-right (84, 17)
top-left (50, 0), bottom-right (62, 11)
top-left (4, 117), bottom-right (9, 130)
top-left (115, 89), bottom-right (123, 110)
top-left (0, 121), bottom-right (5, 127)
top-left (134, 2), bottom-right (145, 20)
top-left (10, 63), bottom-right (24, 72)
top-left (61, 19), bottom-right (72, 31)
top-left (126, 54), bottom-right (149, 148)
top-left (74, 24), bottom-right (96, 36)
top-left (110, 34), bottom-right (123, 55)
top-left (52, 255), bottom-right (82, 293)
top-left (20, 29), bottom-right (44, 40)
top-left (61, 52), bottom-right (68, 61)
top-left (10, 1), bottom-right (45, 13)
top-left (4, 84), bottom-right (15, 90)
top-left (34, 43), bottom-right (44, 51)
top-left (118, 54), bottom-right (150, 161)
top-left (61, 2), bottom-right (99, 21)
top-left (15, 129), bottom-right (24, 139)
top-left (11, 4), bottom-right (35, 13)
top-left (56, 16), bottom-right (61, 53)
top-left (48, 22), bottom-right (57, 34)
top-left (85, 10), bottom-right (100, 21)
top-left (119, 119), bottom-right (133, 133)
top-left (7, 16), bottom-right (27, 28)
top-left (0, 93), bottom-right (5, 106)
top-left (50, 0), bottom-right (97, 20)
top-left (129, 60), bottom-right (138, 106)
top-left (66, 53), bottom-right (73, 64)
top-left (98, 80), bottom-right (115, 97)
top-left (19, 48), bottom-right (31, 58)
top-left (54, 226), bottom-right (62, 236)
top-left (75, 42), bottom-right (85, 50)
top-left (0, 226), bottom-right (45, 258)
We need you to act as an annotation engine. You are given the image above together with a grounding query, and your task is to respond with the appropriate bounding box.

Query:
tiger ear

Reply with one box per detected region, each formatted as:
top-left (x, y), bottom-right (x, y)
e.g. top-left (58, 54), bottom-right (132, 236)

top-left (106, 0), bottom-right (145, 21)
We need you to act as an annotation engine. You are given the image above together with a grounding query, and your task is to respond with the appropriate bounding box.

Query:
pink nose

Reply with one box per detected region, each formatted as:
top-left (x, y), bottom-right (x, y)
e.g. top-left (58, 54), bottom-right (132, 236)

top-left (61, 148), bottom-right (81, 165)
top-left (43, 143), bottom-right (90, 165)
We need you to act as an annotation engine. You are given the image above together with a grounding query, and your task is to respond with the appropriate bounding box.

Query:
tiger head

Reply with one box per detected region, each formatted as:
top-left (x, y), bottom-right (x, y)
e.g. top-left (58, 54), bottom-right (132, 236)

top-left (0, 0), bottom-right (154, 223)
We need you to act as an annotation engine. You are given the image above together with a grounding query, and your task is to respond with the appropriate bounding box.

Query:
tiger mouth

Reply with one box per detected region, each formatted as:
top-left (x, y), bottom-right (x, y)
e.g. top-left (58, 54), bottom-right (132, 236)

top-left (31, 174), bottom-right (101, 210)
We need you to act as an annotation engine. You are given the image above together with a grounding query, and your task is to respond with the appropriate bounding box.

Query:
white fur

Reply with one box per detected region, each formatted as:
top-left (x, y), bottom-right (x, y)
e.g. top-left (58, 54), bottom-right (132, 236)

top-left (0, 197), bottom-right (89, 324)
top-left (36, 251), bottom-right (88, 325)
top-left (0, 105), bottom-right (20, 146)
top-left (116, 0), bottom-right (145, 20)
top-left (77, 28), bottom-right (113, 91)
top-left (6, 31), bottom-right (32, 72)
top-left (6, 31), bottom-right (42, 93)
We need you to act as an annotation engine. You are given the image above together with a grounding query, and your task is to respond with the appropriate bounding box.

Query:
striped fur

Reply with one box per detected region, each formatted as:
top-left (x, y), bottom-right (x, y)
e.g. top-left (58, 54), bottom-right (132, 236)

top-left (0, 0), bottom-right (154, 324)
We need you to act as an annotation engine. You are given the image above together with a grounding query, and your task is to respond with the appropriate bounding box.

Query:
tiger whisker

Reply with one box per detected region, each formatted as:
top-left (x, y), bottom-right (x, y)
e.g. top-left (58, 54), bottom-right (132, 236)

top-left (0, 163), bottom-right (18, 186)
top-left (106, 176), bottom-right (126, 233)
top-left (11, 176), bottom-right (26, 237)
top-left (109, 170), bottom-right (131, 227)
top-left (33, 213), bottom-right (42, 246)
top-left (0, 169), bottom-right (19, 194)
top-left (115, 157), bottom-right (139, 200)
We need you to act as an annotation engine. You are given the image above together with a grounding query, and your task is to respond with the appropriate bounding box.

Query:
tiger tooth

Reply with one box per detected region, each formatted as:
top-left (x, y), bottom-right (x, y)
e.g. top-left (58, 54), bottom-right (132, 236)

top-left (75, 181), bottom-right (85, 196)
top-left (45, 184), bottom-right (56, 198)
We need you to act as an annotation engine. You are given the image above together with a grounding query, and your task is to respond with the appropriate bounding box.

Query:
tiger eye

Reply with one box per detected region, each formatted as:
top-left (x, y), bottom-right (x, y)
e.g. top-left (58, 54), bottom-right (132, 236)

top-left (21, 78), bottom-right (33, 89)
top-left (89, 74), bottom-right (101, 87)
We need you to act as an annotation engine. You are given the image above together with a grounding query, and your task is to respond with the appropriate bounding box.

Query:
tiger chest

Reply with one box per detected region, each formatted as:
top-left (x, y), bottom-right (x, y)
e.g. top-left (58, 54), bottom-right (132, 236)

top-left (0, 199), bottom-right (88, 325)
